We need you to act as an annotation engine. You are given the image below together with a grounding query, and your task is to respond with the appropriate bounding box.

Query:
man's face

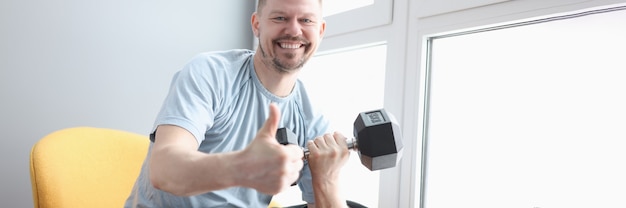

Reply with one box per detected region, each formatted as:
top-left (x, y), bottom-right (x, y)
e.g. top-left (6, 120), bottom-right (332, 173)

top-left (252, 0), bottom-right (326, 73)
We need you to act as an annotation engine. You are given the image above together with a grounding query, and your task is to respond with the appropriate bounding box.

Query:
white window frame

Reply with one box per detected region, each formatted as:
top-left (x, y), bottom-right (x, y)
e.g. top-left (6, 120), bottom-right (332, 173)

top-left (398, 0), bottom-right (626, 207)
top-left (323, 0), bottom-right (393, 38)
top-left (313, 1), bottom-right (401, 208)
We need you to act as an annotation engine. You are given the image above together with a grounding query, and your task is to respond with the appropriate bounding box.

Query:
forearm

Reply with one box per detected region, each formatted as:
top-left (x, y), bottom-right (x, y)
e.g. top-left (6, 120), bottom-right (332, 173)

top-left (149, 144), bottom-right (241, 196)
top-left (306, 132), bottom-right (351, 208)
top-left (150, 142), bottom-right (300, 196)
top-left (310, 176), bottom-right (348, 208)
top-left (148, 114), bottom-right (304, 196)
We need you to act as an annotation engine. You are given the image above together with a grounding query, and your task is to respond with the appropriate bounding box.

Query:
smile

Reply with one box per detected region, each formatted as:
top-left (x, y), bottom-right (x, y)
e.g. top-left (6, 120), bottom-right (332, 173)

top-left (279, 43), bottom-right (303, 49)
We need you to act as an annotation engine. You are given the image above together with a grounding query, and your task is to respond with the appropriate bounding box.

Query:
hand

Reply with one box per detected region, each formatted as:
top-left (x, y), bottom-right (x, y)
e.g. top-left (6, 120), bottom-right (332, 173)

top-left (236, 103), bottom-right (304, 195)
top-left (306, 132), bottom-right (350, 180)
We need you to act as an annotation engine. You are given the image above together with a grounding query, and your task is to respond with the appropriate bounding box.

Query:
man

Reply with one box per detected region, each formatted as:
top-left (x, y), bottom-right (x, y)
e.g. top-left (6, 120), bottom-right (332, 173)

top-left (124, 0), bottom-right (350, 207)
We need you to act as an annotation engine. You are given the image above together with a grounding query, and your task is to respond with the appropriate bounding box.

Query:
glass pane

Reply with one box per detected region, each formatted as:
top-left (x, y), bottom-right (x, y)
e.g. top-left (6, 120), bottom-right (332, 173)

top-left (272, 44), bottom-right (387, 207)
top-left (323, 0), bottom-right (374, 17)
top-left (422, 7), bottom-right (626, 208)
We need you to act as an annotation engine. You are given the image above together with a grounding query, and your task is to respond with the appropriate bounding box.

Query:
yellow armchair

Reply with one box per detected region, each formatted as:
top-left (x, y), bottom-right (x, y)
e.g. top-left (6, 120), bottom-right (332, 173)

top-left (29, 127), bottom-right (150, 208)
top-left (29, 126), bottom-right (285, 208)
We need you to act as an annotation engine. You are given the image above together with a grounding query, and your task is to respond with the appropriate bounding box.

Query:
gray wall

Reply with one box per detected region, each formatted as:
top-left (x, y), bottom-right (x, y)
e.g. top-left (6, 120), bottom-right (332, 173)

top-left (0, 1), bottom-right (254, 207)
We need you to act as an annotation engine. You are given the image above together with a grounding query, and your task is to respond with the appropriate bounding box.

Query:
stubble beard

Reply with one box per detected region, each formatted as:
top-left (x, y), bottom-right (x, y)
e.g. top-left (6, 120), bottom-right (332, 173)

top-left (258, 36), bottom-right (310, 73)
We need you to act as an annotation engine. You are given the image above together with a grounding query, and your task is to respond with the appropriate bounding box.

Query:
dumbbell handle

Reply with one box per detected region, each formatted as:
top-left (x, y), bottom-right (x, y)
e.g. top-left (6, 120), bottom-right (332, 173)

top-left (302, 138), bottom-right (357, 159)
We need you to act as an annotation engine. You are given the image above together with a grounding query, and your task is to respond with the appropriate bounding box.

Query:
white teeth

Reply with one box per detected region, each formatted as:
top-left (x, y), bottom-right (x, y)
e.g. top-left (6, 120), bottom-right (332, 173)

top-left (280, 43), bottom-right (301, 49)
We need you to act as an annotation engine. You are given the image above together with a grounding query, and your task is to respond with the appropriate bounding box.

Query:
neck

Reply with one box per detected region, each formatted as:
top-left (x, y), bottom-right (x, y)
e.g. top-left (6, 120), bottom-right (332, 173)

top-left (253, 53), bottom-right (299, 97)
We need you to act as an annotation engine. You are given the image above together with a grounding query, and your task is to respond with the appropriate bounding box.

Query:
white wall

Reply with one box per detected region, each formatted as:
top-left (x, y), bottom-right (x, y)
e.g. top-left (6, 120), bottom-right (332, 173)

top-left (0, 0), bottom-right (254, 207)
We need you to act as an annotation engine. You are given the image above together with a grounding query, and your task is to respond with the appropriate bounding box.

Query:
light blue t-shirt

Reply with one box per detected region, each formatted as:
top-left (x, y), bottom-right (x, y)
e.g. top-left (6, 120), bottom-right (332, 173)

top-left (125, 49), bottom-right (330, 208)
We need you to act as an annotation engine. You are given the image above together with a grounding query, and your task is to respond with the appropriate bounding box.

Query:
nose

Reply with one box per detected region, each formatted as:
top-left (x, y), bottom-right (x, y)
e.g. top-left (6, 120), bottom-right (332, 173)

top-left (284, 19), bottom-right (303, 37)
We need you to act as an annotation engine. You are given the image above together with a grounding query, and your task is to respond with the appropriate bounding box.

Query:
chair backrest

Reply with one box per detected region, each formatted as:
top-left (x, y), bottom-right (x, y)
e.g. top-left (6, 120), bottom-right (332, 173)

top-left (30, 127), bottom-right (150, 208)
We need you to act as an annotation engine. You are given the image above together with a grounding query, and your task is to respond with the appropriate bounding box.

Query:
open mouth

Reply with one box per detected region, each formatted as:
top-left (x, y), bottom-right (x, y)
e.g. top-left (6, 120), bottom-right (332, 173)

top-left (278, 42), bottom-right (304, 49)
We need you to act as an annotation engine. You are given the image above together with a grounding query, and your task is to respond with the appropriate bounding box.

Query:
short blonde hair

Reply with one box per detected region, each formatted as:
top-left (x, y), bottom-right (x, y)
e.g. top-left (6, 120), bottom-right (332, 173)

top-left (256, 0), bottom-right (323, 15)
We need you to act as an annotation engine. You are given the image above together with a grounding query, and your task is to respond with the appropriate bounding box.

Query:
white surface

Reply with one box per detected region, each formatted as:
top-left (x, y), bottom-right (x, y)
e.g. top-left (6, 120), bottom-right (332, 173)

top-left (422, 7), bottom-right (626, 208)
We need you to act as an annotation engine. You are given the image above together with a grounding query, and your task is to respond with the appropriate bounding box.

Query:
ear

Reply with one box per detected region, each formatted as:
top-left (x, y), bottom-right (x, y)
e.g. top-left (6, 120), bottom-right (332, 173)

top-left (251, 12), bottom-right (260, 38)
top-left (319, 19), bottom-right (326, 38)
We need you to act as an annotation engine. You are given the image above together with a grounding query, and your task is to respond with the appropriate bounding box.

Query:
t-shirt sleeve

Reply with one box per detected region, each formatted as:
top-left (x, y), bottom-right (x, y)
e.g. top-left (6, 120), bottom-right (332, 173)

top-left (152, 54), bottom-right (220, 144)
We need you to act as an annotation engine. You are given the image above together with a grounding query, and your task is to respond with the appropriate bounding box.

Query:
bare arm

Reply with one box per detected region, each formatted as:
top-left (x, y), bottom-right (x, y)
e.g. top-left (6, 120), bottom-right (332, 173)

top-left (148, 125), bottom-right (237, 196)
top-left (149, 103), bottom-right (304, 196)
top-left (306, 132), bottom-right (350, 208)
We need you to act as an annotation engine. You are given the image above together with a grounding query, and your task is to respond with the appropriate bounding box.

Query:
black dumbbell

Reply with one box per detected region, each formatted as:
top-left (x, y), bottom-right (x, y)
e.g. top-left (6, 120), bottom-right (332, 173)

top-left (276, 109), bottom-right (403, 171)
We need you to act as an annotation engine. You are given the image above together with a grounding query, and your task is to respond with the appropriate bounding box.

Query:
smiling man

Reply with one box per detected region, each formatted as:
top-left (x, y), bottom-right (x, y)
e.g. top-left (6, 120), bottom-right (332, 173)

top-left (254, 0), bottom-right (321, 74)
top-left (124, 0), bottom-right (350, 207)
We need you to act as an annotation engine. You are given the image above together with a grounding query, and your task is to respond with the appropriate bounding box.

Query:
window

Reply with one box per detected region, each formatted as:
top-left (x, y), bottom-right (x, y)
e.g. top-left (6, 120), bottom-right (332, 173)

top-left (272, 44), bottom-right (388, 207)
top-left (416, 0), bottom-right (511, 17)
top-left (323, 0), bottom-right (374, 17)
top-left (420, 5), bottom-right (626, 208)
top-left (322, 0), bottom-right (392, 37)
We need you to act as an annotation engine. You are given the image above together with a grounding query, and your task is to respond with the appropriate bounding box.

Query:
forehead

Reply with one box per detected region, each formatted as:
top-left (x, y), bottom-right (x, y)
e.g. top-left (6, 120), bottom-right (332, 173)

top-left (260, 0), bottom-right (322, 16)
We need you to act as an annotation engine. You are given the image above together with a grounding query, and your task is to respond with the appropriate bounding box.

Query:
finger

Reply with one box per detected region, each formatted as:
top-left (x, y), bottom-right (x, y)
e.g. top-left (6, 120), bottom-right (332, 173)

top-left (287, 164), bottom-right (302, 186)
top-left (307, 140), bottom-right (317, 152)
top-left (258, 103), bottom-right (281, 142)
top-left (333, 132), bottom-right (348, 147)
top-left (284, 144), bottom-right (304, 159)
top-left (312, 137), bottom-right (324, 150)
top-left (290, 155), bottom-right (304, 169)
top-left (316, 134), bottom-right (333, 148)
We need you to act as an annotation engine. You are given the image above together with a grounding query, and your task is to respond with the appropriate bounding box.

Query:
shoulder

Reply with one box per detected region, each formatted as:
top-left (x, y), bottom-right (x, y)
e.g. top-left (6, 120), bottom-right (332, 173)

top-left (195, 49), bottom-right (254, 62)
top-left (186, 49), bottom-right (254, 71)
top-left (174, 49), bottom-right (254, 83)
